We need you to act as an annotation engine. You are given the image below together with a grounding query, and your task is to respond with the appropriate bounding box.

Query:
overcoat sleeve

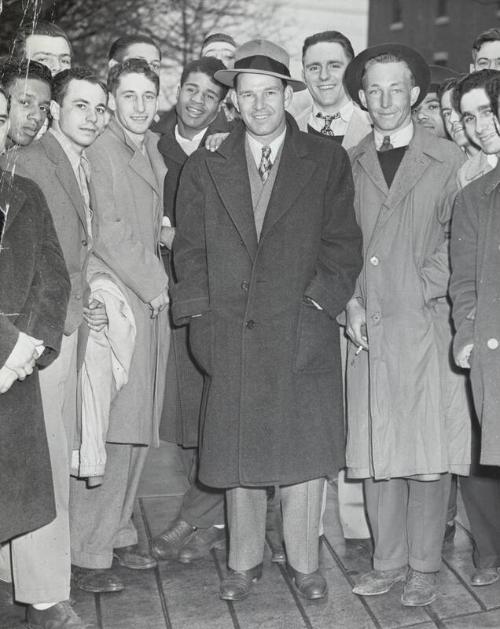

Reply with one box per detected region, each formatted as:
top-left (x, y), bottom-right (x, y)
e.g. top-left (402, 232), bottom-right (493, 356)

top-left (91, 148), bottom-right (168, 304)
top-left (449, 188), bottom-right (478, 357)
top-left (303, 149), bottom-right (363, 318)
top-left (170, 153), bottom-right (210, 324)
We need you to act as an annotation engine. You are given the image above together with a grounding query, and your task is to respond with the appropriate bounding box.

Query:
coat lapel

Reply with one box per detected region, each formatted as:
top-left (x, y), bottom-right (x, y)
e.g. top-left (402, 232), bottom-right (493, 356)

top-left (260, 127), bottom-right (316, 242)
top-left (207, 126), bottom-right (258, 260)
top-left (0, 171), bottom-right (24, 233)
top-left (357, 140), bottom-right (389, 197)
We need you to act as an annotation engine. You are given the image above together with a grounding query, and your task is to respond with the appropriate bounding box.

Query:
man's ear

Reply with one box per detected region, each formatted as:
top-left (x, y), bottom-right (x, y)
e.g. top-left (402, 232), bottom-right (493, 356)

top-left (108, 59), bottom-right (118, 70)
top-left (108, 92), bottom-right (116, 112)
top-left (410, 85), bottom-right (420, 107)
top-left (49, 100), bottom-right (60, 121)
top-left (231, 88), bottom-right (240, 113)
top-left (358, 89), bottom-right (368, 110)
top-left (284, 84), bottom-right (293, 109)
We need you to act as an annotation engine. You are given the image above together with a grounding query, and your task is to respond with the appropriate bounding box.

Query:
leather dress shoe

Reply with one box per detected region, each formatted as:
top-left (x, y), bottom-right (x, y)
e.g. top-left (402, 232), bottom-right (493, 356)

top-left (220, 563), bottom-right (263, 601)
top-left (113, 545), bottom-right (157, 569)
top-left (353, 567), bottom-right (407, 596)
top-left (178, 526), bottom-right (225, 563)
top-left (72, 566), bottom-right (124, 593)
top-left (401, 569), bottom-right (437, 606)
top-left (289, 567), bottom-right (327, 600)
top-left (26, 600), bottom-right (92, 628)
top-left (151, 519), bottom-right (196, 560)
top-left (471, 568), bottom-right (499, 586)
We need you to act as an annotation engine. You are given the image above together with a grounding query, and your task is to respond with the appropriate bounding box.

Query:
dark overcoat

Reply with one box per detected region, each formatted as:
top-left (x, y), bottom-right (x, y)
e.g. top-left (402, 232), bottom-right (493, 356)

top-left (0, 171), bottom-right (70, 542)
top-left (158, 110), bottom-right (232, 447)
top-left (171, 117), bottom-right (363, 488)
top-left (450, 162), bottom-right (500, 466)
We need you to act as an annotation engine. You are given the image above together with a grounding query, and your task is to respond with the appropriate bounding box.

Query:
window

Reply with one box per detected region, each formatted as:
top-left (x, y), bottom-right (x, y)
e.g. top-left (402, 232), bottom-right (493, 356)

top-left (435, 0), bottom-right (450, 25)
top-left (433, 51), bottom-right (449, 66)
top-left (390, 0), bottom-right (403, 30)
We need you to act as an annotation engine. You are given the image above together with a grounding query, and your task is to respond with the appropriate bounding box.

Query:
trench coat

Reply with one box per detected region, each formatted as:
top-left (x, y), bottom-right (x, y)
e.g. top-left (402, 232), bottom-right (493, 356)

top-left (0, 171), bottom-right (70, 542)
top-left (88, 119), bottom-right (170, 446)
top-left (450, 162), bottom-right (500, 466)
top-left (171, 116), bottom-right (363, 488)
top-left (345, 126), bottom-right (470, 480)
top-left (158, 110), bottom-right (232, 447)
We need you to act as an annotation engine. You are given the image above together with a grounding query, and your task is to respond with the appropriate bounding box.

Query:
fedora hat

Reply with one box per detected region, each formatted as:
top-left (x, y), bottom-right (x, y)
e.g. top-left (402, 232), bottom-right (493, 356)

top-left (344, 43), bottom-right (430, 109)
top-left (214, 39), bottom-right (306, 92)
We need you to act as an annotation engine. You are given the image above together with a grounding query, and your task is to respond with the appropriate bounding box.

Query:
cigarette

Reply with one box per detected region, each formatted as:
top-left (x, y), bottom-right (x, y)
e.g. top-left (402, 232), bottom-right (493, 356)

top-left (355, 346), bottom-right (363, 356)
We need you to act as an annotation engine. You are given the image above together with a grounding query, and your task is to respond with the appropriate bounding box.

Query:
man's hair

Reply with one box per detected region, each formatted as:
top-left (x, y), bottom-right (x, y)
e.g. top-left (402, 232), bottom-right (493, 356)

top-left (201, 33), bottom-right (236, 52)
top-left (361, 53), bottom-right (415, 87)
top-left (472, 28), bottom-right (500, 59)
top-left (52, 66), bottom-right (108, 105)
top-left (486, 74), bottom-right (500, 112)
top-left (12, 21), bottom-right (71, 59)
top-left (0, 59), bottom-right (52, 93)
top-left (180, 57), bottom-right (228, 99)
top-left (107, 58), bottom-right (159, 94)
top-left (453, 69), bottom-right (500, 112)
top-left (436, 75), bottom-right (462, 102)
top-left (0, 86), bottom-right (10, 113)
top-left (302, 30), bottom-right (355, 61)
top-left (108, 35), bottom-right (161, 62)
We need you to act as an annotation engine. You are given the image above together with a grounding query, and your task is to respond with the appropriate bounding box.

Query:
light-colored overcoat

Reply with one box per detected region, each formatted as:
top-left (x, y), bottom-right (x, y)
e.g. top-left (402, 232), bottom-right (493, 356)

top-left (88, 119), bottom-right (169, 446)
top-left (171, 117), bottom-right (363, 489)
top-left (345, 126), bottom-right (470, 480)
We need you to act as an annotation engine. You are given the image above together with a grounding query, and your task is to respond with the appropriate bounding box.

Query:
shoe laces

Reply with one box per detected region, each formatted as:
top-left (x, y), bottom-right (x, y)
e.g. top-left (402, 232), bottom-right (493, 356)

top-left (407, 569), bottom-right (434, 589)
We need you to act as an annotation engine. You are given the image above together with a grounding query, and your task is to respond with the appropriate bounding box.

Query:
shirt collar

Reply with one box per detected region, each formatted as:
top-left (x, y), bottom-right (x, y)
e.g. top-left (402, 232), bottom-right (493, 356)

top-left (374, 121), bottom-right (414, 150)
top-left (49, 127), bottom-right (84, 173)
top-left (312, 99), bottom-right (354, 123)
top-left (246, 128), bottom-right (286, 167)
top-left (174, 124), bottom-right (207, 154)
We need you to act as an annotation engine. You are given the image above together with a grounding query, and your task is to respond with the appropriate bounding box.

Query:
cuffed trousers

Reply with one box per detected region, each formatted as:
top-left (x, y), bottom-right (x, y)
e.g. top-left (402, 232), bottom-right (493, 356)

top-left (364, 474), bottom-right (451, 573)
top-left (226, 478), bottom-right (325, 574)
top-left (70, 443), bottom-right (148, 569)
top-left (1, 333), bottom-right (78, 604)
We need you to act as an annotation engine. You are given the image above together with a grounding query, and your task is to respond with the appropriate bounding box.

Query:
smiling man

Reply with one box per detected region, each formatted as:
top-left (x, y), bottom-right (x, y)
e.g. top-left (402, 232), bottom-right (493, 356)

top-left (171, 39), bottom-right (362, 601)
top-left (0, 60), bottom-right (51, 149)
top-left (413, 65), bottom-right (459, 139)
top-left (0, 66), bottom-right (107, 629)
top-left (69, 59), bottom-right (169, 594)
top-left (343, 43), bottom-right (469, 608)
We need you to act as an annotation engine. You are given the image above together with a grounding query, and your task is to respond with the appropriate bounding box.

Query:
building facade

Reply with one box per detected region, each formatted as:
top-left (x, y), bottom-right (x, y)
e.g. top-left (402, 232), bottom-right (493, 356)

top-left (368, 0), bottom-right (500, 72)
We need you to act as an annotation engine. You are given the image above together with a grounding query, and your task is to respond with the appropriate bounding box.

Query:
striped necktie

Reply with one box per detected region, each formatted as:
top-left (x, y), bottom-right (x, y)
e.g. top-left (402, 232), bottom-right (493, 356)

top-left (258, 146), bottom-right (272, 183)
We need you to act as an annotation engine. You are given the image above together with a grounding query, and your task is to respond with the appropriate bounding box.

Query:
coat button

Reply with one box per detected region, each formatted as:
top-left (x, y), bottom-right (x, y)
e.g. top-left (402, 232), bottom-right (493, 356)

top-left (487, 338), bottom-right (499, 349)
top-left (241, 281), bottom-right (249, 291)
top-left (371, 312), bottom-right (381, 323)
top-left (81, 239), bottom-right (88, 247)
top-left (75, 294), bottom-right (81, 300)
top-left (245, 320), bottom-right (256, 329)
top-left (369, 255), bottom-right (379, 266)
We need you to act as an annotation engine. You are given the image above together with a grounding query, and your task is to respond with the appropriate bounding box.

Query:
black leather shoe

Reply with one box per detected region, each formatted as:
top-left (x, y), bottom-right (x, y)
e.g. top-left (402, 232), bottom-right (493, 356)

top-left (289, 567), bottom-right (327, 600)
top-left (72, 566), bottom-right (124, 593)
top-left (26, 600), bottom-right (92, 628)
top-left (113, 545), bottom-right (157, 569)
top-left (471, 568), bottom-right (499, 586)
top-left (220, 563), bottom-right (263, 601)
top-left (151, 519), bottom-right (197, 560)
top-left (178, 527), bottom-right (225, 563)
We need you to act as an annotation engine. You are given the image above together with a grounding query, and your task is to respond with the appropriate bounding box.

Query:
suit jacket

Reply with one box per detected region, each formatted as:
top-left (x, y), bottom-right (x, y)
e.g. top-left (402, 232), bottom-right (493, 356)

top-left (171, 116), bottom-right (362, 488)
top-left (88, 118), bottom-right (170, 445)
top-left (294, 103), bottom-right (372, 150)
top-left (1, 134), bottom-right (92, 335)
top-left (0, 170), bottom-right (70, 542)
top-left (157, 109), bottom-right (232, 447)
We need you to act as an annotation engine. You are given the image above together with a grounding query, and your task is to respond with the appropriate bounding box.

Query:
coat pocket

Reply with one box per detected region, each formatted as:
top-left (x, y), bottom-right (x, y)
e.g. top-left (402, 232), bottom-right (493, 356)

top-left (294, 301), bottom-right (337, 373)
top-left (188, 312), bottom-right (214, 375)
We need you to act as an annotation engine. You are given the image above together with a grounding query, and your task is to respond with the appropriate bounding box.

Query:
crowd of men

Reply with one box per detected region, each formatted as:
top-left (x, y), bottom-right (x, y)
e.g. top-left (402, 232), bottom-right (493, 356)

top-left (1, 17), bottom-right (500, 629)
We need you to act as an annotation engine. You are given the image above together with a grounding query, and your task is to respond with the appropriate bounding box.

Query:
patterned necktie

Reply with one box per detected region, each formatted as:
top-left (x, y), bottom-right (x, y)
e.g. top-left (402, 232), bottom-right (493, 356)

top-left (316, 112), bottom-right (341, 136)
top-left (258, 145), bottom-right (272, 183)
top-left (379, 135), bottom-right (394, 152)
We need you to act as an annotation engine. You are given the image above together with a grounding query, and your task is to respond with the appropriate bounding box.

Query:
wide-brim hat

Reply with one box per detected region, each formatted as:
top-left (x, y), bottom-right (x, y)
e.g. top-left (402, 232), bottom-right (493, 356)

top-left (214, 39), bottom-right (306, 92)
top-left (344, 43), bottom-right (430, 109)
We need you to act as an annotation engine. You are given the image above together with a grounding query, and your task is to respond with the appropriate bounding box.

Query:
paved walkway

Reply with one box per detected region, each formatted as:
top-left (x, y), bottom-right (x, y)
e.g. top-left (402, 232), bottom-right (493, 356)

top-left (2, 443), bottom-right (500, 629)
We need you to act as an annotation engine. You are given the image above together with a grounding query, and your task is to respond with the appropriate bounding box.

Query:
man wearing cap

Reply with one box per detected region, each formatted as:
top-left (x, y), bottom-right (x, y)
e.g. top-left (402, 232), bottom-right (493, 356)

top-left (171, 39), bottom-right (362, 601)
top-left (343, 44), bottom-right (469, 606)
top-left (413, 65), bottom-right (459, 139)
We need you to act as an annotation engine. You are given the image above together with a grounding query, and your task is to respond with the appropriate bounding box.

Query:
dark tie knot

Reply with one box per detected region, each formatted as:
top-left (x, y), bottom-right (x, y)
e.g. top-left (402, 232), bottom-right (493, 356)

top-left (379, 135), bottom-right (394, 152)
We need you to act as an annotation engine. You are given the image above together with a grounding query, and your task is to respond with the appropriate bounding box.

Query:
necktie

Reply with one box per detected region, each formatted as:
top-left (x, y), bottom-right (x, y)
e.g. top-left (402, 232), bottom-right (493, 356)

top-left (379, 135), bottom-right (394, 152)
top-left (316, 112), bottom-right (340, 136)
top-left (77, 155), bottom-right (93, 237)
top-left (258, 146), bottom-right (272, 183)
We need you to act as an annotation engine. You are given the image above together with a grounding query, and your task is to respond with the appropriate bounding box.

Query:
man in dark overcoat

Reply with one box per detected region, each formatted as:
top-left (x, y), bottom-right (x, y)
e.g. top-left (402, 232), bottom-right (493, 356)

top-left (152, 57), bottom-right (232, 564)
top-left (171, 39), bottom-right (362, 601)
